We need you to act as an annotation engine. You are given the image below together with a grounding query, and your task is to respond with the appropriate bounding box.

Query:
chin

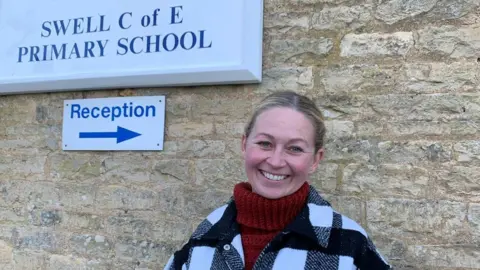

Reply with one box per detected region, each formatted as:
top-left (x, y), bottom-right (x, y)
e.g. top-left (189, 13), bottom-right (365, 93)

top-left (259, 191), bottom-right (283, 199)
top-left (252, 185), bottom-right (291, 199)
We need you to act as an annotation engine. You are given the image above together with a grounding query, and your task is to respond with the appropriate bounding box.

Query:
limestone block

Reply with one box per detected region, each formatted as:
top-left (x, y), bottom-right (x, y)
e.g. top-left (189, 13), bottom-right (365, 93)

top-left (417, 26), bottom-right (480, 58)
top-left (355, 122), bottom-right (384, 137)
top-left (47, 255), bottom-right (94, 270)
top-left (324, 120), bottom-right (355, 139)
top-left (264, 12), bottom-right (310, 29)
top-left (56, 183), bottom-right (96, 211)
top-left (194, 159), bottom-right (245, 188)
top-left (0, 240), bottom-right (12, 264)
top-left (258, 67), bottom-right (314, 94)
top-left (156, 185), bottom-right (231, 218)
top-left (365, 94), bottom-right (480, 121)
top-left (189, 88), bottom-right (253, 122)
top-left (433, 166), bottom-right (480, 202)
top-left (385, 121), bottom-right (451, 137)
top-left (69, 235), bottom-right (113, 259)
top-left (105, 213), bottom-right (191, 243)
top-left (315, 94), bottom-right (368, 121)
top-left (1, 124), bottom-right (60, 151)
top-left (341, 32), bottom-right (414, 57)
top-left (323, 139), bottom-right (372, 163)
top-left (408, 245), bottom-right (480, 268)
top-left (309, 163), bottom-right (338, 193)
top-left (216, 123), bottom-right (246, 137)
top-left (326, 140), bottom-right (452, 165)
top-left (0, 97), bottom-right (37, 124)
top-left (152, 159), bottom-right (194, 184)
top-left (0, 181), bottom-right (59, 209)
top-left (28, 209), bottom-right (62, 227)
top-left (320, 64), bottom-right (400, 95)
top-left (269, 38), bottom-right (333, 63)
top-left (114, 237), bottom-right (177, 265)
top-left (367, 199), bottom-right (468, 243)
top-left (224, 139), bottom-right (242, 159)
top-left (312, 5), bottom-right (372, 30)
top-left (468, 203), bottom-right (480, 242)
top-left (376, 141), bottom-right (453, 164)
top-left (427, 0), bottom-right (479, 20)
top-left (103, 154), bottom-right (152, 184)
top-left (10, 227), bottom-right (68, 253)
top-left (383, 120), bottom-right (480, 138)
top-left (12, 250), bottom-right (48, 270)
top-left (264, 0), bottom-right (350, 12)
top-left (47, 152), bottom-right (105, 182)
top-left (172, 140), bottom-right (226, 158)
top-left (375, 0), bottom-right (437, 24)
top-left (0, 153), bottom-right (46, 181)
top-left (376, 0), bottom-right (479, 24)
top-left (165, 93), bottom-right (192, 121)
top-left (96, 187), bottom-right (157, 211)
top-left (0, 208), bottom-right (25, 224)
top-left (167, 123), bottom-right (214, 138)
top-left (58, 212), bottom-right (103, 231)
top-left (454, 141), bottom-right (480, 164)
top-left (404, 62), bottom-right (479, 93)
top-left (343, 164), bottom-right (429, 197)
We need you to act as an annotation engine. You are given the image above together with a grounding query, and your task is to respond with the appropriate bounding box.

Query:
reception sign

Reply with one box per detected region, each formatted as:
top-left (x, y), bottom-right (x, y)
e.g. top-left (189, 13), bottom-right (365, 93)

top-left (0, 0), bottom-right (263, 94)
top-left (62, 96), bottom-right (166, 151)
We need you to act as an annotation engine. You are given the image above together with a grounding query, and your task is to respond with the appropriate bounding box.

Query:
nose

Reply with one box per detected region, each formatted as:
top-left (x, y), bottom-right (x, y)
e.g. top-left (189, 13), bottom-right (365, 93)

top-left (266, 148), bottom-right (286, 168)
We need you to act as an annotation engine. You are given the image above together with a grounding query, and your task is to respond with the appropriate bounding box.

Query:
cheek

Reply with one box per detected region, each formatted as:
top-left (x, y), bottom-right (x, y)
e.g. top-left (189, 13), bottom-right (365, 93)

top-left (289, 156), bottom-right (313, 175)
top-left (244, 147), bottom-right (266, 167)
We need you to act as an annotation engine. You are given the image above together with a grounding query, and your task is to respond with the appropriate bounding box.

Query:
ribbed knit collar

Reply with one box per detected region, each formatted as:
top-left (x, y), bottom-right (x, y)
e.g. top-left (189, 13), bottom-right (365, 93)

top-left (233, 182), bottom-right (309, 231)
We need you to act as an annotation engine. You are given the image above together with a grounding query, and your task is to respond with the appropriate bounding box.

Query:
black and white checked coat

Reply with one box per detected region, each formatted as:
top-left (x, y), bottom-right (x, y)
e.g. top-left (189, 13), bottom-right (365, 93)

top-left (164, 185), bottom-right (391, 270)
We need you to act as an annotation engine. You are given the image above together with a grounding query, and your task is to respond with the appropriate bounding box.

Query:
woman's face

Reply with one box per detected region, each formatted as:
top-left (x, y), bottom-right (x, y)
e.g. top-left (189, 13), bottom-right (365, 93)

top-left (242, 107), bottom-right (324, 199)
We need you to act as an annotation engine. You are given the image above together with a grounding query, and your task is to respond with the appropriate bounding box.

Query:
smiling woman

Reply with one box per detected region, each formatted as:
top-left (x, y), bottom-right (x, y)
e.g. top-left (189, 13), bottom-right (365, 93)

top-left (164, 91), bottom-right (392, 270)
top-left (242, 106), bottom-right (321, 200)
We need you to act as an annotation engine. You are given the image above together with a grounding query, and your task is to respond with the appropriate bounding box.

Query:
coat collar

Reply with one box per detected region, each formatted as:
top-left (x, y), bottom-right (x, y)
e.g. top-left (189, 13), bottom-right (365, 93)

top-left (191, 185), bottom-right (334, 249)
top-left (285, 186), bottom-right (334, 248)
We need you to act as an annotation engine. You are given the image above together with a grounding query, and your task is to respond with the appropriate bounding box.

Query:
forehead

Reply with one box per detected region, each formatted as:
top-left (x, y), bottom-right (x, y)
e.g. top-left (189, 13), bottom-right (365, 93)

top-left (251, 107), bottom-right (315, 143)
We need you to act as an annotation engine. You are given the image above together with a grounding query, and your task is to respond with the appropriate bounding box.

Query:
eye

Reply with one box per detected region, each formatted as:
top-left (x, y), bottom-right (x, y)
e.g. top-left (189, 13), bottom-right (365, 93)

top-left (288, 146), bottom-right (304, 153)
top-left (256, 141), bottom-right (272, 149)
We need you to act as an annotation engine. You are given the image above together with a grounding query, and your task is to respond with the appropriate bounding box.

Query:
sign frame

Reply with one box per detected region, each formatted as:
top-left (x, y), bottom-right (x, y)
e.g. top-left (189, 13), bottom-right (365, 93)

top-left (0, 0), bottom-right (264, 95)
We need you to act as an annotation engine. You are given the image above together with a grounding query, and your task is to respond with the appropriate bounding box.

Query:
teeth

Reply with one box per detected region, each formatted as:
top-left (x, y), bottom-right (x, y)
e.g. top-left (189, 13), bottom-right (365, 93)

top-left (261, 171), bottom-right (287, 181)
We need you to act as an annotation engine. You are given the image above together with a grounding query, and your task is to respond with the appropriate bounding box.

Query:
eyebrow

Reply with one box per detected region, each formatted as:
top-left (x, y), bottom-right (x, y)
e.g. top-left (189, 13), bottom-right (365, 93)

top-left (255, 133), bottom-right (310, 145)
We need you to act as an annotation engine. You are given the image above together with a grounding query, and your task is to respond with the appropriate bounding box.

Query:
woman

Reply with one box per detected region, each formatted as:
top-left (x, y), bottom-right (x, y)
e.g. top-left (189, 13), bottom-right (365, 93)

top-left (164, 91), bottom-right (391, 270)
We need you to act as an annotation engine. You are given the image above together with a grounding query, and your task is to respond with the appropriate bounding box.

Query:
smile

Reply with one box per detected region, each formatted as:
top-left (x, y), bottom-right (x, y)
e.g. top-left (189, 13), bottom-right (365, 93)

top-left (260, 170), bottom-right (289, 181)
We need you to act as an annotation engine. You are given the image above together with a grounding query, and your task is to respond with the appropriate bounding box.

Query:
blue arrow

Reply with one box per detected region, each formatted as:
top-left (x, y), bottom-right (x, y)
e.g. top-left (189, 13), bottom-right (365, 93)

top-left (79, 126), bottom-right (141, 144)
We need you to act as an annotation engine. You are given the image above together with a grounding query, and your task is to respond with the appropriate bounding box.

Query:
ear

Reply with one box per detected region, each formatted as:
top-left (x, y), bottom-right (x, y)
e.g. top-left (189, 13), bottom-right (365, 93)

top-left (309, 148), bottom-right (325, 173)
top-left (241, 134), bottom-right (247, 156)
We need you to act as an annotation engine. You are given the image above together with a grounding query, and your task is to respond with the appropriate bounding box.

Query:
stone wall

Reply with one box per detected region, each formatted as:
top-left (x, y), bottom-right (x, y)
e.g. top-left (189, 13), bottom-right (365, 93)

top-left (1, 0), bottom-right (480, 269)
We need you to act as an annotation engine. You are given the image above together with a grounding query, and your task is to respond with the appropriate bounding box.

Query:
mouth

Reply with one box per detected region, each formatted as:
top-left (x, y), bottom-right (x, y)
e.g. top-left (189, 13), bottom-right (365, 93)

top-left (259, 169), bottom-right (289, 181)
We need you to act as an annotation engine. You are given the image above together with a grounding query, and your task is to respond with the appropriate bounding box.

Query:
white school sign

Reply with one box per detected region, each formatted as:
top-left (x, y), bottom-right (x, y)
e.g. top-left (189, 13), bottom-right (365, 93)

top-left (62, 96), bottom-right (165, 151)
top-left (0, 0), bottom-right (263, 94)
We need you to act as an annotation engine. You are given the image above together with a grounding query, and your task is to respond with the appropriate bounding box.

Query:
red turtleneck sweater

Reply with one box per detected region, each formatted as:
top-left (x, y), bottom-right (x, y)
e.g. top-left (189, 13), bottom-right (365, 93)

top-left (233, 182), bottom-right (309, 270)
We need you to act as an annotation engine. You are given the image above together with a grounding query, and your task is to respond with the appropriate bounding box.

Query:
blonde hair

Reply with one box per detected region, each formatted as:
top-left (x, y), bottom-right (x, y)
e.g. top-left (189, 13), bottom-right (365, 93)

top-left (245, 91), bottom-right (326, 152)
